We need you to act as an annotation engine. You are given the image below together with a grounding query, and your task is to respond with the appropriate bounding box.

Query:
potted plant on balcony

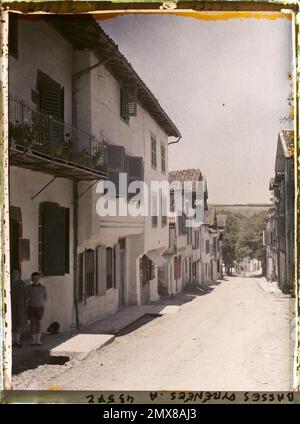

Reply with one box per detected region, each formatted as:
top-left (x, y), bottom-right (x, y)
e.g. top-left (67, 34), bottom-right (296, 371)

top-left (54, 133), bottom-right (74, 160)
top-left (92, 144), bottom-right (104, 169)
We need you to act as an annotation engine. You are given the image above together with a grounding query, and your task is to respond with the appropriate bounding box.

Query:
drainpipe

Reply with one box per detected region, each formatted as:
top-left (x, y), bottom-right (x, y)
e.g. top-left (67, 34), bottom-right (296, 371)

top-left (168, 135), bottom-right (182, 146)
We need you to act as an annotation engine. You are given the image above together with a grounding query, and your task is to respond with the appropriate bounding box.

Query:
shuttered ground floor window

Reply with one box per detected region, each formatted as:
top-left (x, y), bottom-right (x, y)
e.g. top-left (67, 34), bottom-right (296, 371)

top-left (39, 202), bottom-right (70, 276)
top-left (78, 245), bottom-right (119, 303)
top-left (140, 255), bottom-right (155, 285)
top-left (174, 255), bottom-right (182, 280)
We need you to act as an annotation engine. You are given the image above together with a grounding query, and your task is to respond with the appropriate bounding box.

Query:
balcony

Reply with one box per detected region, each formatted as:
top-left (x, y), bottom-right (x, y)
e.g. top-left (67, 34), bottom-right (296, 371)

top-left (9, 93), bottom-right (107, 180)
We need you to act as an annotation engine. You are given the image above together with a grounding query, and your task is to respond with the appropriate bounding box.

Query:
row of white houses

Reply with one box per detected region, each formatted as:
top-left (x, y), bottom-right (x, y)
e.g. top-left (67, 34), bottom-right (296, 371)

top-left (161, 170), bottom-right (227, 295)
top-left (8, 14), bottom-right (226, 333)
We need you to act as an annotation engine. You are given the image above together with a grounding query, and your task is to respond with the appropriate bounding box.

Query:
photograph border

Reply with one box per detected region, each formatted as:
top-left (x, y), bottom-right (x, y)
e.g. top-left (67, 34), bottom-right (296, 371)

top-left (0, 0), bottom-right (299, 401)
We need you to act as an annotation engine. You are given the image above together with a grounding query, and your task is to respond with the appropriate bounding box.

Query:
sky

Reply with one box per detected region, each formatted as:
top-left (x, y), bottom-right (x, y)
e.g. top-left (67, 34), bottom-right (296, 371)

top-left (100, 13), bottom-right (293, 204)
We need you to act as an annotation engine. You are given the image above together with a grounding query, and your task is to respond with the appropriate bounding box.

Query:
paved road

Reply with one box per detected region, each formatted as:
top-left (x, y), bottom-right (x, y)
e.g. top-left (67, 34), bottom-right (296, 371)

top-left (12, 276), bottom-right (295, 391)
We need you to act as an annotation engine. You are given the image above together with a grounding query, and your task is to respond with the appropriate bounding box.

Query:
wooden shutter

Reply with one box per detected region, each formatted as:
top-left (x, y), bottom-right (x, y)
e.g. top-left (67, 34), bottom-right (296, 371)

top-left (106, 144), bottom-right (126, 197)
top-left (127, 156), bottom-right (144, 200)
top-left (64, 207), bottom-right (70, 274)
top-left (127, 156), bottom-right (143, 181)
top-left (96, 246), bottom-right (107, 296)
top-left (78, 251), bottom-right (85, 303)
top-left (9, 13), bottom-right (18, 58)
top-left (85, 249), bottom-right (95, 297)
top-left (37, 70), bottom-right (64, 121)
top-left (114, 244), bottom-right (121, 292)
top-left (121, 84), bottom-right (137, 118)
top-left (40, 83), bottom-right (63, 120)
top-left (277, 216), bottom-right (285, 237)
top-left (42, 203), bottom-right (65, 276)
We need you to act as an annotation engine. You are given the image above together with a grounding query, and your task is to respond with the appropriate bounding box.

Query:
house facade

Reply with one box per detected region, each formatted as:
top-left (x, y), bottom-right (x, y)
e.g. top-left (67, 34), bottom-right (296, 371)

top-left (8, 14), bottom-right (180, 331)
top-left (161, 169), bottom-right (208, 295)
top-left (265, 130), bottom-right (295, 294)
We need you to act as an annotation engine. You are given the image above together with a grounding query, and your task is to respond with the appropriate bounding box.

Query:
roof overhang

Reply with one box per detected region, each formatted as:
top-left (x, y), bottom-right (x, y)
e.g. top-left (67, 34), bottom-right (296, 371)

top-left (46, 15), bottom-right (181, 139)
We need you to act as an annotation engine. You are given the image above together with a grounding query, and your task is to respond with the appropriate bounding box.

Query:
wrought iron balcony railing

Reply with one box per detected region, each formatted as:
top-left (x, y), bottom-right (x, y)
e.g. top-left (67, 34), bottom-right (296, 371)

top-left (9, 93), bottom-right (106, 179)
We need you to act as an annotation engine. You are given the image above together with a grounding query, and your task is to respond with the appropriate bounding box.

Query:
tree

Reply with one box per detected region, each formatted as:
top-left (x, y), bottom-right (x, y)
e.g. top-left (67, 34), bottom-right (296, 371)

top-left (235, 211), bottom-right (266, 262)
top-left (221, 212), bottom-right (241, 275)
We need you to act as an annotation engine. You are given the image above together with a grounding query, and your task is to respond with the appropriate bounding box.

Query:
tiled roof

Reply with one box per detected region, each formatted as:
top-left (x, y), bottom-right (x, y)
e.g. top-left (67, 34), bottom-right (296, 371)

top-left (216, 214), bottom-right (227, 228)
top-left (280, 130), bottom-right (294, 158)
top-left (46, 15), bottom-right (180, 138)
top-left (169, 169), bottom-right (203, 191)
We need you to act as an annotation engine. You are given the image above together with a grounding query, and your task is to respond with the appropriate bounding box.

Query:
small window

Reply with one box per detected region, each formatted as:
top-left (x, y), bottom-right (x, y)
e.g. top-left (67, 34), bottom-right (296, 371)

top-left (151, 135), bottom-right (157, 168)
top-left (9, 13), bottom-right (18, 59)
top-left (120, 84), bottom-right (137, 121)
top-left (161, 143), bottom-right (166, 173)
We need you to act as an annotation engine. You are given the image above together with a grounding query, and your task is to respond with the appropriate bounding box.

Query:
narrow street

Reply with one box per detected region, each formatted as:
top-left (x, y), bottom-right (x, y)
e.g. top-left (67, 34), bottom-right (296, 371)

top-left (12, 276), bottom-right (294, 391)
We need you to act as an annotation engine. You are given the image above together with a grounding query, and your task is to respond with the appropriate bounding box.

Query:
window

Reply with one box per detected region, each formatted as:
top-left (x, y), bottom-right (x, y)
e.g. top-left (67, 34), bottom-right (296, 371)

top-left (170, 191), bottom-right (175, 212)
top-left (161, 143), bottom-right (166, 173)
top-left (106, 144), bottom-right (126, 197)
top-left (187, 226), bottom-right (192, 245)
top-left (37, 70), bottom-right (64, 121)
top-left (140, 255), bottom-right (154, 284)
top-left (174, 256), bottom-right (181, 279)
top-left (178, 214), bottom-right (186, 236)
top-left (9, 13), bottom-right (18, 59)
top-left (151, 135), bottom-right (157, 168)
top-left (205, 239), bottom-right (210, 254)
top-left (39, 202), bottom-right (69, 276)
top-left (151, 190), bottom-right (158, 227)
top-left (10, 206), bottom-right (22, 270)
top-left (127, 155), bottom-right (144, 200)
top-left (161, 191), bottom-right (168, 226)
top-left (86, 249), bottom-right (95, 298)
top-left (120, 84), bottom-right (137, 121)
top-left (106, 247), bottom-right (114, 289)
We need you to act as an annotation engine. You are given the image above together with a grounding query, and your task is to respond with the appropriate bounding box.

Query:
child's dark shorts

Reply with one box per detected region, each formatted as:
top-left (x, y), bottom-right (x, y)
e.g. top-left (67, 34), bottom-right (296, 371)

top-left (28, 306), bottom-right (44, 320)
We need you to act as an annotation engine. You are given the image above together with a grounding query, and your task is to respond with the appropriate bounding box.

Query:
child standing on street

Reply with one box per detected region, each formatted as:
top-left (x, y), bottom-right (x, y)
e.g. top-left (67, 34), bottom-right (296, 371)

top-left (11, 268), bottom-right (27, 348)
top-left (27, 272), bottom-right (47, 346)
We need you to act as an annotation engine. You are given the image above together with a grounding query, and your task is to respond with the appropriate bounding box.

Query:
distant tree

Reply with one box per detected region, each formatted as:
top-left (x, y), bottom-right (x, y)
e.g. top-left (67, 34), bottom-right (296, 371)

top-left (221, 212), bottom-right (241, 275)
top-left (235, 211), bottom-right (267, 274)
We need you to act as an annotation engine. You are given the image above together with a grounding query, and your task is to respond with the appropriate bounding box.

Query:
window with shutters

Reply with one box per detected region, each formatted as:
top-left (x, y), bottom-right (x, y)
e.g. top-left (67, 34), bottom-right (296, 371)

top-left (170, 191), bottom-right (175, 212)
top-left (120, 84), bottom-right (137, 121)
top-left (151, 190), bottom-right (158, 227)
top-left (78, 252), bottom-right (84, 303)
top-left (161, 192), bottom-right (168, 226)
top-left (178, 214), bottom-right (186, 236)
top-left (174, 256), bottom-right (182, 279)
top-left (39, 202), bottom-right (70, 276)
top-left (106, 144), bottom-right (126, 197)
top-left (37, 70), bottom-right (64, 121)
top-left (151, 135), bottom-right (157, 168)
top-left (205, 239), bottom-right (210, 254)
top-left (9, 13), bottom-right (18, 59)
top-left (127, 155), bottom-right (144, 200)
top-left (140, 255), bottom-right (154, 285)
top-left (86, 249), bottom-right (95, 297)
top-left (161, 143), bottom-right (166, 173)
top-left (106, 247), bottom-right (114, 289)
